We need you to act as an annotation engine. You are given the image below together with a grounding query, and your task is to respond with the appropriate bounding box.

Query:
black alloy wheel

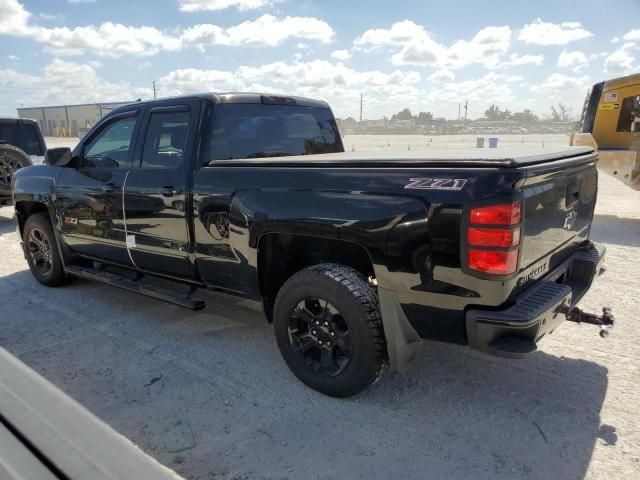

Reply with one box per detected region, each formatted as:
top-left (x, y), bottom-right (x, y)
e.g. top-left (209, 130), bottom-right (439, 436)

top-left (26, 226), bottom-right (53, 277)
top-left (22, 213), bottom-right (68, 287)
top-left (274, 264), bottom-right (387, 397)
top-left (288, 297), bottom-right (354, 376)
top-left (0, 153), bottom-right (25, 184)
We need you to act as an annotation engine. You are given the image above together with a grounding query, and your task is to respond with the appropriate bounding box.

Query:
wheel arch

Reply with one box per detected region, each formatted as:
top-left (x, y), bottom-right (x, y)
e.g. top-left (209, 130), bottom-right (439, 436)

top-left (257, 233), bottom-right (376, 322)
top-left (14, 200), bottom-right (51, 237)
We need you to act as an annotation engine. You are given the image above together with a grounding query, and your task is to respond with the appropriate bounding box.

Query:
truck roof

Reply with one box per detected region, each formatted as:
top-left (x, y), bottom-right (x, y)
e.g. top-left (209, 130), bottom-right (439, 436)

top-left (111, 93), bottom-right (330, 110)
top-left (211, 146), bottom-right (595, 168)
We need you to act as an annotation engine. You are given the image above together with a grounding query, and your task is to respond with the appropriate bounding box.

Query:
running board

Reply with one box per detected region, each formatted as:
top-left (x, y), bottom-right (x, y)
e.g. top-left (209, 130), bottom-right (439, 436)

top-left (64, 265), bottom-right (206, 311)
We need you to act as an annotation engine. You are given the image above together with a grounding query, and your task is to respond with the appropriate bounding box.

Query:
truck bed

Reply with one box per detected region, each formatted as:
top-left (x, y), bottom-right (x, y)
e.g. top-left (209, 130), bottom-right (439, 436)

top-left (210, 146), bottom-right (595, 168)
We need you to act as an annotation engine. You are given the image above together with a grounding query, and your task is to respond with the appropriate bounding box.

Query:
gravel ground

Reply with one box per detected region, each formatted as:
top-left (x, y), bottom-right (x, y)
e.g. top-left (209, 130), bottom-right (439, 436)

top-left (1, 158), bottom-right (639, 479)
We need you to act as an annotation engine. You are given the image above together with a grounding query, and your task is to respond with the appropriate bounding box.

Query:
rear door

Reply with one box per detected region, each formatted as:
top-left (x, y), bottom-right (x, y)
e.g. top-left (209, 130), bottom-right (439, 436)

top-left (56, 110), bottom-right (141, 265)
top-left (123, 100), bottom-right (200, 277)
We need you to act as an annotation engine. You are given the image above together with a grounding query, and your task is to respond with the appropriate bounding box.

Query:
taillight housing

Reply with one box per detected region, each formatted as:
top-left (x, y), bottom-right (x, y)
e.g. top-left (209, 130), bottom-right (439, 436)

top-left (466, 200), bottom-right (522, 275)
top-left (470, 201), bottom-right (521, 225)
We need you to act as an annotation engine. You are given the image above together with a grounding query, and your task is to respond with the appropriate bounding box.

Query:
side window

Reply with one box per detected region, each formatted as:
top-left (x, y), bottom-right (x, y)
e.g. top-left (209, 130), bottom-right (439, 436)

top-left (141, 110), bottom-right (190, 169)
top-left (616, 95), bottom-right (640, 133)
top-left (83, 115), bottom-right (137, 169)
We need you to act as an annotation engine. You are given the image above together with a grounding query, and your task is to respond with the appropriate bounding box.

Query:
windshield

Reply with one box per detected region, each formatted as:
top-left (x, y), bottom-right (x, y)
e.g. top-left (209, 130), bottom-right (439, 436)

top-left (0, 122), bottom-right (44, 156)
top-left (210, 103), bottom-right (343, 161)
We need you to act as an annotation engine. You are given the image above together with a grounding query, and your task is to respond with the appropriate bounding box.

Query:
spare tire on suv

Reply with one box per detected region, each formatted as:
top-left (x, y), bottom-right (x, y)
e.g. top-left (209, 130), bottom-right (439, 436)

top-left (0, 144), bottom-right (32, 206)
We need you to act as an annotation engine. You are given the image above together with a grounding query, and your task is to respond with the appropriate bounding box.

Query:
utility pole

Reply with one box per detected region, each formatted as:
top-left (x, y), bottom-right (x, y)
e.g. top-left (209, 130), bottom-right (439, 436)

top-left (458, 103), bottom-right (461, 121)
top-left (153, 81), bottom-right (157, 100)
top-left (464, 100), bottom-right (468, 121)
top-left (359, 93), bottom-right (363, 122)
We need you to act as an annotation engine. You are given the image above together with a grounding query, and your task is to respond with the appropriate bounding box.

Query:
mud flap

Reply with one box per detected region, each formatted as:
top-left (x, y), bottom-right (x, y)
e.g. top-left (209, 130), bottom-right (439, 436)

top-left (377, 287), bottom-right (422, 374)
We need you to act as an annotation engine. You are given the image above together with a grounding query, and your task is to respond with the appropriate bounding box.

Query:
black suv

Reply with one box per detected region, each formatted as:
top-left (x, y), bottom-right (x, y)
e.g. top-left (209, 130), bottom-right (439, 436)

top-left (0, 118), bottom-right (46, 206)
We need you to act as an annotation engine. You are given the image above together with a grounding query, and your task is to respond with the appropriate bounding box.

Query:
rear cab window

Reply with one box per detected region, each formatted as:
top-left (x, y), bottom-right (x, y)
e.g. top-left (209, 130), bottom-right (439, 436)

top-left (0, 121), bottom-right (44, 156)
top-left (209, 103), bottom-right (343, 161)
top-left (141, 110), bottom-right (190, 169)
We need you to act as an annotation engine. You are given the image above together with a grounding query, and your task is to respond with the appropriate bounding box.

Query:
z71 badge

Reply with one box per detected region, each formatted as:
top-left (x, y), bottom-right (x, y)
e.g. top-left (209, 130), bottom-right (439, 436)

top-left (404, 178), bottom-right (467, 191)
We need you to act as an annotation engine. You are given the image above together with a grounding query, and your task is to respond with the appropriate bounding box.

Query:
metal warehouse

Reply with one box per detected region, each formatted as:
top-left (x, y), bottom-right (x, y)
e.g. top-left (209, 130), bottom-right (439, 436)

top-left (17, 101), bottom-right (134, 138)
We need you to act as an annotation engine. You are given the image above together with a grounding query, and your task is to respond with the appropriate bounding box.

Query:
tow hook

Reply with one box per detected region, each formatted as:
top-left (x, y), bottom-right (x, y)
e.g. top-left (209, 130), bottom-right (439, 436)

top-left (564, 306), bottom-right (615, 337)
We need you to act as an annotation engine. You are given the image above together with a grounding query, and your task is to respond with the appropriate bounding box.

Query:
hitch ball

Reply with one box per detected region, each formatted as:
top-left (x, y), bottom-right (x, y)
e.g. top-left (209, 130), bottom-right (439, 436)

top-left (565, 306), bottom-right (614, 338)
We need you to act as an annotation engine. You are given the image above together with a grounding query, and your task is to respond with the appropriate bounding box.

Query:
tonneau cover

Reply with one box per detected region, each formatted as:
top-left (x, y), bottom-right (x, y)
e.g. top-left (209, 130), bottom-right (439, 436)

top-left (211, 146), bottom-right (595, 168)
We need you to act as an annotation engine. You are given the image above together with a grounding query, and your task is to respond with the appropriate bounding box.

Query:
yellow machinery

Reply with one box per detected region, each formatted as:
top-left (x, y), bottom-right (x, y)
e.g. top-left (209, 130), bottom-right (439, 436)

top-left (571, 73), bottom-right (640, 189)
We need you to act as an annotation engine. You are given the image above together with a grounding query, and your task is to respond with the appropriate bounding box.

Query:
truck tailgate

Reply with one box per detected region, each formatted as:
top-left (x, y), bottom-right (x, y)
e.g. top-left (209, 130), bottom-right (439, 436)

top-left (518, 151), bottom-right (598, 277)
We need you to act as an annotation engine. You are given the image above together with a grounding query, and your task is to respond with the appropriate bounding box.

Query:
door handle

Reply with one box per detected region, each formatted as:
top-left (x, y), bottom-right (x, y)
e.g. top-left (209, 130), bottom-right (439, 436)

top-left (162, 186), bottom-right (182, 197)
top-left (566, 182), bottom-right (580, 207)
top-left (101, 183), bottom-right (117, 193)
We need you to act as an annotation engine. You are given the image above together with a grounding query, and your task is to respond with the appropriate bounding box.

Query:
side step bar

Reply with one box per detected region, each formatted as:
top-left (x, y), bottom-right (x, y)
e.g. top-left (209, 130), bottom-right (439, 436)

top-left (64, 265), bottom-right (206, 311)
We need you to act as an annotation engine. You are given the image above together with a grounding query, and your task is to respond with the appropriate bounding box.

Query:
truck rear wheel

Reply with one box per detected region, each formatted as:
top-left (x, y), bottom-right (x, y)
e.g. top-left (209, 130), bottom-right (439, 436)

top-left (273, 264), bottom-right (387, 397)
top-left (22, 213), bottom-right (67, 287)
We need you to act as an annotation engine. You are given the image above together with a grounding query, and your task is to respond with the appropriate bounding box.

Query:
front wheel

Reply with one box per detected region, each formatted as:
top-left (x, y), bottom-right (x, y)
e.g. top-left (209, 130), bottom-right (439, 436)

top-left (22, 213), bottom-right (67, 287)
top-left (273, 264), bottom-right (387, 397)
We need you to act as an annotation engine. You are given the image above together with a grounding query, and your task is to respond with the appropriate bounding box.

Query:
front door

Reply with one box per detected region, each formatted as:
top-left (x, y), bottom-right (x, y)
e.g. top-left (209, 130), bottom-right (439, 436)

top-left (56, 110), bottom-right (140, 265)
top-left (123, 102), bottom-right (198, 277)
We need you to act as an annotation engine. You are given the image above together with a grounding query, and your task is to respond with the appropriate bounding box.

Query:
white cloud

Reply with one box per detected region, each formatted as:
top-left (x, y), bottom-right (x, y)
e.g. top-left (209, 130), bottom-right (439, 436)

top-left (8, 54), bottom-right (19, 60)
top-left (530, 72), bottom-right (589, 93)
top-left (557, 50), bottom-right (588, 70)
top-left (178, 0), bottom-right (272, 11)
top-left (0, 0), bottom-right (31, 36)
top-left (427, 69), bottom-right (454, 81)
top-left (331, 49), bottom-right (351, 60)
top-left (155, 60), bottom-right (423, 118)
top-left (182, 15), bottom-right (334, 48)
top-left (38, 12), bottom-right (65, 21)
top-left (0, 58), bottom-right (146, 111)
top-left (604, 42), bottom-right (638, 75)
top-left (354, 20), bottom-right (511, 69)
top-left (0, 1), bottom-right (334, 56)
top-left (623, 29), bottom-right (640, 41)
top-left (497, 52), bottom-right (544, 68)
top-left (611, 36), bottom-right (620, 44)
top-left (518, 19), bottom-right (592, 46)
top-left (589, 51), bottom-right (608, 60)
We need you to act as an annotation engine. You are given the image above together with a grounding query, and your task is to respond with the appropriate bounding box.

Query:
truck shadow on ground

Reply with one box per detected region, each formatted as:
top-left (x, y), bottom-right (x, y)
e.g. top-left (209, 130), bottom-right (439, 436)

top-left (0, 270), bottom-right (610, 480)
top-left (590, 214), bottom-right (640, 247)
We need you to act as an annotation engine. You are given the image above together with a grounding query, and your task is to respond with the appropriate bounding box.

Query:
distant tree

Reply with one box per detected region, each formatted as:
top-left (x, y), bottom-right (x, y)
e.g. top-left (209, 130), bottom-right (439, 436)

top-left (512, 109), bottom-right (538, 123)
top-left (484, 104), bottom-right (513, 121)
top-left (416, 111), bottom-right (434, 125)
top-left (551, 103), bottom-right (571, 121)
top-left (391, 108), bottom-right (413, 121)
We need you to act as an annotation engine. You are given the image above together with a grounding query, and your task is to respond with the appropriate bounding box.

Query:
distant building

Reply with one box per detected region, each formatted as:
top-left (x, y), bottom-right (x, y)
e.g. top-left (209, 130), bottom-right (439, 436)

top-left (17, 101), bottom-right (135, 137)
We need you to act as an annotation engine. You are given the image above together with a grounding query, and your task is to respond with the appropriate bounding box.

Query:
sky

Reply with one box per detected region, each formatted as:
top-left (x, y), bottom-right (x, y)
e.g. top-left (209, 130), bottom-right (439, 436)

top-left (0, 0), bottom-right (639, 120)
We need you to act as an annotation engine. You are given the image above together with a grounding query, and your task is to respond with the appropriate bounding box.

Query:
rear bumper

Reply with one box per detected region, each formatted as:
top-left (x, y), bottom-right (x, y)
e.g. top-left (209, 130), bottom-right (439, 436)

top-left (465, 242), bottom-right (606, 358)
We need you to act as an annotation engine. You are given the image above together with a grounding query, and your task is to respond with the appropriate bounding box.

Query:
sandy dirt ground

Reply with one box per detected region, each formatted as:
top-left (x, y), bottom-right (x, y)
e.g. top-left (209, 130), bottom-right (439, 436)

top-left (1, 137), bottom-right (639, 479)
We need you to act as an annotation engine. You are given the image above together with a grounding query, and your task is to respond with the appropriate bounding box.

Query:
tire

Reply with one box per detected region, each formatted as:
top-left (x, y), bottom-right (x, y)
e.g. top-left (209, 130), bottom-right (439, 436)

top-left (273, 264), bottom-right (387, 397)
top-left (0, 144), bottom-right (32, 186)
top-left (22, 212), bottom-right (67, 287)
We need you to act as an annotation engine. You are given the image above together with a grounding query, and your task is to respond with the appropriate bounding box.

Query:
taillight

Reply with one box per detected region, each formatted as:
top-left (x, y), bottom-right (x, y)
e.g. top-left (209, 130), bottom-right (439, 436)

top-left (468, 250), bottom-right (519, 275)
top-left (467, 200), bottom-right (522, 275)
top-left (470, 201), bottom-right (521, 225)
top-left (468, 227), bottom-right (520, 248)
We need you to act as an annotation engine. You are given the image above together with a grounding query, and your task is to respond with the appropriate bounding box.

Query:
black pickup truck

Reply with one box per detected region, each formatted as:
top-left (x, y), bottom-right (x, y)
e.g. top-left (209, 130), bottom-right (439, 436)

top-left (12, 93), bottom-right (613, 397)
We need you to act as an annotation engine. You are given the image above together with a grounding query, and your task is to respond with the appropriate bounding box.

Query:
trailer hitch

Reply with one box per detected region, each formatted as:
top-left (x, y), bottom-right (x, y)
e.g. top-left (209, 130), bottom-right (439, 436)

top-left (564, 306), bottom-right (614, 337)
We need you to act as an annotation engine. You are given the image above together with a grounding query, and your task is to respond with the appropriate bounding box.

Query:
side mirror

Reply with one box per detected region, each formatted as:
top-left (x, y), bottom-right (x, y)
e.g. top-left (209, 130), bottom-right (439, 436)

top-left (45, 147), bottom-right (72, 166)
